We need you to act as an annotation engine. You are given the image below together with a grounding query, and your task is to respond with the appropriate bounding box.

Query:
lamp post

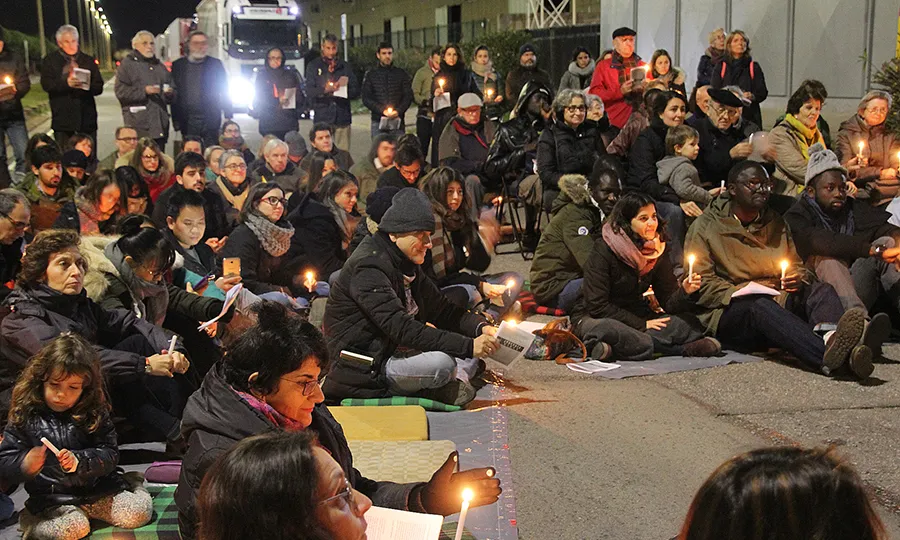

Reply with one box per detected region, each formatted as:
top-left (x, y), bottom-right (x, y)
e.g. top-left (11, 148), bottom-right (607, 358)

top-left (62, 0), bottom-right (70, 25)
top-left (36, 0), bottom-right (48, 58)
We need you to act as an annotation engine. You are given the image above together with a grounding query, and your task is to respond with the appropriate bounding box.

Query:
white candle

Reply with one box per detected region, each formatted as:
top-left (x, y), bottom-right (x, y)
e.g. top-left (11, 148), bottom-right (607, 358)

top-left (780, 260), bottom-right (789, 282)
top-left (304, 271), bottom-right (316, 293)
top-left (687, 254), bottom-right (696, 278)
top-left (168, 335), bottom-right (178, 354)
top-left (438, 78), bottom-right (445, 89)
top-left (720, 180), bottom-right (725, 191)
top-left (858, 141), bottom-right (865, 160)
top-left (454, 488), bottom-right (474, 540)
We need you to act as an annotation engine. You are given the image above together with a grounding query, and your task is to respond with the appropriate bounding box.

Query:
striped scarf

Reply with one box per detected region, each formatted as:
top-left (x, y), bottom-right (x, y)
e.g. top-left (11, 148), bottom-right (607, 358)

top-left (430, 212), bottom-right (465, 279)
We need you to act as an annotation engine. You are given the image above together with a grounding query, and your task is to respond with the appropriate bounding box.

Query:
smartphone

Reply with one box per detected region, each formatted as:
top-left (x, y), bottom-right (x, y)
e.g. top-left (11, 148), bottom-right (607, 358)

top-left (194, 273), bottom-right (215, 291)
top-left (630, 66), bottom-right (647, 83)
top-left (223, 257), bottom-right (241, 277)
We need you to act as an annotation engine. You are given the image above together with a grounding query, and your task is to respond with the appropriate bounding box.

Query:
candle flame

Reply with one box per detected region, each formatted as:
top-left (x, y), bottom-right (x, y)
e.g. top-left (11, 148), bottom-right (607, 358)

top-left (2, 76), bottom-right (10, 85)
top-left (462, 488), bottom-right (474, 502)
top-left (438, 78), bottom-right (445, 88)
top-left (858, 141), bottom-right (865, 151)
top-left (687, 254), bottom-right (696, 265)
top-left (780, 260), bottom-right (789, 271)
top-left (505, 319), bottom-right (517, 327)
top-left (506, 279), bottom-right (515, 289)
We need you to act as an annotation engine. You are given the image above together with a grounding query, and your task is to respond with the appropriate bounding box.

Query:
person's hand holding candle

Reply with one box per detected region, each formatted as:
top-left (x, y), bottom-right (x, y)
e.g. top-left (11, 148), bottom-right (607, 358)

top-left (417, 451), bottom-right (502, 516)
top-left (780, 260), bottom-right (802, 293)
top-left (304, 271), bottom-right (317, 293)
top-left (435, 78), bottom-right (445, 96)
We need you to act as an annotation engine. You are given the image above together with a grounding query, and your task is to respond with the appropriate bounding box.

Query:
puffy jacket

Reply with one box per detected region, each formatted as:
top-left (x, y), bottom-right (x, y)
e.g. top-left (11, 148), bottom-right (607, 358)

top-left (253, 65), bottom-right (303, 135)
top-left (484, 81), bottom-right (553, 185)
top-left (40, 50), bottom-right (104, 133)
top-left (412, 61), bottom-right (438, 118)
top-left (589, 53), bottom-right (645, 129)
top-left (171, 56), bottom-right (232, 134)
top-left (835, 114), bottom-right (900, 184)
top-left (151, 184), bottom-right (231, 241)
top-left (217, 222), bottom-right (292, 295)
top-left (537, 118), bottom-right (607, 192)
top-left (626, 117), bottom-right (679, 203)
top-left (558, 60), bottom-right (596, 93)
top-left (710, 56), bottom-right (768, 129)
top-left (694, 115), bottom-right (758, 186)
top-left (249, 161), bottom-right (306, 195)
top-left (0, 48), bottom-right (30, 122)
top-left (657, 155), bottom-right (710, 205)
top-left (529, 175), bottom-right (604, 304)
top-left (175, 363), bottom-right (421, 539)
top-left (285, 192), bottom-right (348, 278)
top-left (114, 52), bottom-right (173, 140)
top-left (322, 232), bottom-right (487, 400)
top-left (0, 410), bottom-right (127, 513)
top-left (361, 64), bottom-right (413, 122)
top-left (305, 56), bottom-right (359, 127)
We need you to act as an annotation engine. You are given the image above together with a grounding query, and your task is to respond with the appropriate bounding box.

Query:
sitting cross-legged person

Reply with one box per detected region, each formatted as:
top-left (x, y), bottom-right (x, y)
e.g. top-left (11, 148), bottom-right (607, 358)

top-left (784, 143), bottom-right (899, 360)
top-left (377, 141), bottom-right (426, 190)
top-left (323, 188), bottom-right (500, 406)
top-left (570, 192), bottom-right (721, 361)
top-left (685, 161), bottom-right (882, 379)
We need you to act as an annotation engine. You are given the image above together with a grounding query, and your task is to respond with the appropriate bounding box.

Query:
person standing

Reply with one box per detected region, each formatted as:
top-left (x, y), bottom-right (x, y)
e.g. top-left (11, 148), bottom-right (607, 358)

top-left (412, 47), bottom-right (442, 162)
top-left (695, 28), bottom-right (725, 88)
top-left (253, 48), bottom-right (303, 141)
top-left (710, 30), bottom-right (768, 129)
top-left (505, 43), bottom-right (552, 104)
top-left (431, 44), bottom-right (480, 168)
top-left (40, 25), bottom-right (103, 154)
top-left (558, 47), bottom-right (596, 93)
top-left (305, 35), bottom-right (358, 152)
top-left (589, 27), bottom-right (646, 129)
top-left (471, 46), bottom-right (505, 122)
top-left (171, 31), bottom-right (232, 149)
top-left (362, 42), bottom-right (413, 138)
top-left (0, 27), bottom-right (30, 188)
top-left (115, 31), bottom-right (174, 150)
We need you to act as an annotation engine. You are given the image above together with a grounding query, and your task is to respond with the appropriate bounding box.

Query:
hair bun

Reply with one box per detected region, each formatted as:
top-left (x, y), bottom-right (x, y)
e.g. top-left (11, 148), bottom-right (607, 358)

top-left (252, 301), bottom-right (294, 335)
top-left (116, 214), bottom-right (146, 237)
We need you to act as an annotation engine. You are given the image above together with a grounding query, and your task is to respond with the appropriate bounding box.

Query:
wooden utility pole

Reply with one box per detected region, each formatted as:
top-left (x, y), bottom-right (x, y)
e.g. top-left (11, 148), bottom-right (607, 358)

top-left (63, 0), bottom-right (70, 24)
top-left (36, 0), bottom-right (47, 58)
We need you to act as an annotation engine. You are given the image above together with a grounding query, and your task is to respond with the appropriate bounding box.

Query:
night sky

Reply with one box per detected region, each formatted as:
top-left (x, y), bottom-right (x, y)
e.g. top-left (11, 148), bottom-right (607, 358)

top-left (1, 0), bottom-right (194, 50)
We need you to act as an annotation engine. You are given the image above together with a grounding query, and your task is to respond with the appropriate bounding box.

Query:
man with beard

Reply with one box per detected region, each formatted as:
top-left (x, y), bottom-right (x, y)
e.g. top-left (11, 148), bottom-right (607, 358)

top-left (589, 27), bottom-right (646, 129)
top-left (115, 30), bottom-right (175, 149)
top-left (362, 42), bottom-right (413, 138)
top-left (16, 145), bottom-right (76, 232)
top-left (505, 44), bottom-right (552, 104)
top-left (171, 31), bottom-right (232, 148)
top-left (784, 144), bottom-right (899, 360)
top-left (485, 80), bottom-right (553, 249)
top-left (685, 160), bottom-right (880, 380)
top-left (438, 93), bottom-right (498, 216)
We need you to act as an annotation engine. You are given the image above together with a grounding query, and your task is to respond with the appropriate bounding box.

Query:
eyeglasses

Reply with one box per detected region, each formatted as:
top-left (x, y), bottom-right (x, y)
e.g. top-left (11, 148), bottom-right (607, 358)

top-left (1, 213), bottom-right (28, 231)
top-left (224, 164), bottom-right (247, 171)
top-left (280, 375), bottom-right (326, 396)
top-left (741, 179), bottom-right (775, 193)
top-left (318, 478), bottom-right (356, 510)
top-left (710, 104), bottom-right (741, 118)
top-left (866, 106), bottom-right (889, 114)
top-left (262, 196), bottom-right (288, 207)
top-left (565, 105), bottom-right (586, 113)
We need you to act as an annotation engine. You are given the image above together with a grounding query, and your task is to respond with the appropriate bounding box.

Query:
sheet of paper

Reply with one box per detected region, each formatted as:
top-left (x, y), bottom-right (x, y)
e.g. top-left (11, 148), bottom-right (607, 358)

top-left (197, 283), bottom-right (243, 331)
top-left (566, 360), bottom-right (622, 374)
top-left (280, 87), bottom-right (297, 110)
top-left (364, 506), bottom-right (443, 540)
top-left (334, 84), bottom-right (348, 99)
top-left (487, 321), bottom-right (536, 366)
top-left (731, 281), bottom-right (781, 299)
top-left (73, 67), bottom-right (91, 90)
top-left (433, 93), bottom-right (451, 112)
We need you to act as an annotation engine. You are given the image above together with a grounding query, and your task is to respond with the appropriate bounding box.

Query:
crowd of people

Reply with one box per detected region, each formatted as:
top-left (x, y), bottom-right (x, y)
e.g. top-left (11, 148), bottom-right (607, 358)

top-left (0, 18), bottom-right (894, 539)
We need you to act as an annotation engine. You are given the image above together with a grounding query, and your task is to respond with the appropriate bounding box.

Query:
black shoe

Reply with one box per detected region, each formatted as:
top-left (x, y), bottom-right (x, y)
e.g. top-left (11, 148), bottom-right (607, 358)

top-left (862, 312), bottom-right (891, 360)
top-left (822, 308), bottom-right (867, 374)
top-left (848, 344), bottom-right (875, 379)
top-left (522, 233), bottom-right (539, 252)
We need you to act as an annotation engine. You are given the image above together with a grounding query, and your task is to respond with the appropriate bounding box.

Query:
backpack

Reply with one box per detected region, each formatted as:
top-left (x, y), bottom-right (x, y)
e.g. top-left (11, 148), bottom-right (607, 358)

top-left (721, 61), bottom-right (755, 81)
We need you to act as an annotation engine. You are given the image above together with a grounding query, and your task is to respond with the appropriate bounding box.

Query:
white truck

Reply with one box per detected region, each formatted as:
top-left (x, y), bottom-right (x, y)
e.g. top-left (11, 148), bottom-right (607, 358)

top-left (156, 17), bottom-right (194, 68)
top-left (195, 0), bottom-right (306, 110)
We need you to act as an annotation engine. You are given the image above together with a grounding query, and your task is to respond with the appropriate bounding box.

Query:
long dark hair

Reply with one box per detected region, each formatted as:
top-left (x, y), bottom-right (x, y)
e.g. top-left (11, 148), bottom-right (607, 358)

top-left (420, 166), bottom-right (473, 228)
top-left (306, 151), bottom-right (333, 194)
top-left (318, 170), bottom-right (359, 241)
top-left (605, 191), bottom-right (667, 245)
top-left (239, 182), bottom-right (286, 224)
top-left (678, 446), bottom-right (886, 540)
top-left (116, 214), bottom-right (176, 277)
top-left (197, 431), bottom-right (330, 540)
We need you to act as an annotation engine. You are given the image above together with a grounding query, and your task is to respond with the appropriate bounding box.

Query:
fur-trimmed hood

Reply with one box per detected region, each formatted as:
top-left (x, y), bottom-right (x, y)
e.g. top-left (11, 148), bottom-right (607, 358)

top-left (79, 235), bottom-right (119, 302)
top-left (558, 174), bottom-right (592, 205)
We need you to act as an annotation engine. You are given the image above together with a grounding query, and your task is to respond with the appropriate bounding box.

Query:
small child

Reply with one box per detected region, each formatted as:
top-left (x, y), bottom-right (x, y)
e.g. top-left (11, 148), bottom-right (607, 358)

top-left (0, 333), bottom-right (152, 540)
top-left (657, 125), bottom-right (721, 209)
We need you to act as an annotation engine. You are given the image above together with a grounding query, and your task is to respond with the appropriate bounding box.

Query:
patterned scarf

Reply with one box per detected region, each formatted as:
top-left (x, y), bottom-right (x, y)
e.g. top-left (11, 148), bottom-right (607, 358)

top-left (803, 192), bottom-right (855, 235)
top-left (430, 213), bottom-right (460, 279)
top-left (244, 211), bottom-right (295, 257)
top-left (601, 222), bottom-right (665, 277)
top-left (705, 46), bottom-right (724, 67)
top-left (235, 389), bottom-right (306, 432)
top-left (611, 52), bottom-right (642, 87)
top-left (75, 190), bottom-right (116, 236)
top-left (783, 114), bottom-right (825, 160)
top-left (322, 55), bottom-right (337, 73)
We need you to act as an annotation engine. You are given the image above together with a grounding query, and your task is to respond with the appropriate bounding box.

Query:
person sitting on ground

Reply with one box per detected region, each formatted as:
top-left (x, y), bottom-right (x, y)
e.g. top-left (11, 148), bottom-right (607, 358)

top-left (286, 170), bottom-right (360, 283)
top-left (130, 137), bottom-right (174, 202)
top-left (176, 301), bottom-right (502, 539)
top-left (350, 186), bottom-right (401, 255)
top-left (649, 49), bottom-right (686, 97)
top-left (197, 431), bottom-right (372, 540)
top-left (181, 135), bottom-right (204, 156)
top-left (484, 80), bottom-right (554, 250)
top-left (152, 151), bottom-right (229, 248)
top-left (19, 134), bottom-right (58, 189)
top-left (439, 93), bottom-right (498, 213)
top-left (835, 90), bottom-right (899, 187)
top-left (530, 162), bottom-right (621, 312)
top-left (115, 165), bottom-right (153, 217)
top-left (571, 192), bottom-right (720, 361)
top-left (0, 334), bottom-right (153, 539)
top-left (686, 85), bottom-right (711, 127)
top-left (784, 144), bottom-right (899, 359)
top-left (323, 188), bottom-right (501, 405)
top-left (300, 123), bottom-right (354, 172)
top-left (250, 138), bottom-right (306, 197)
top-left (18, 144), bottom-right (77, 232)
top-left (98, 127), bottom-right (138, 172)
top-left (302, 151), bottom-right (339, 195)
top-left (693, 87), bottom-right (758, 188)
top-left (203, 145), bottom-right (224, 184)
top-left (769, 80), bottom-right (828, 196)
top-left (605, 83), bottom-right (666, 159)
top-left (684, 160), bottom-right (879, 379)
top-left (420, 167), bottom-right (522, 318)
top-left (217, 120), bottom-right (255, 165)
top-left (350, 133), bottom-right (396, 214)
top-left (658, 124), bottom-right (723, 212)
top-left (0, 189), bottom-right (30, 303)
top-left (677, 446), bottom-right (887, 540)
top-left (65, 133), bottom-right (97, 173)
top-left (378, 141), bottom-right (425, 190)
top-left (62, 149), bottom-right (89, 185)
top-left (206, 149), bottom-right (256, 232)
top-left (54, 171), bottom-right (122, 235)
top-left (0, 229), bottom-right (191, 443)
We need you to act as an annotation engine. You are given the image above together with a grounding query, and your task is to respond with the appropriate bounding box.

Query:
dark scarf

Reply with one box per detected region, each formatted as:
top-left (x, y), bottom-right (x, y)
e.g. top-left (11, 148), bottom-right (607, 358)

top-left (705, 47), bottom-right (724, 67)
top-left (430, 211), bottom-right (467, 279)
top-left (803, 192), bottom-right (855, 235)
top-left (611, 51), bottom-right (642, 86)
top-left (453, 118), bottom-right (489, 149)
top-left (601, 222), bottom-right (665, 277)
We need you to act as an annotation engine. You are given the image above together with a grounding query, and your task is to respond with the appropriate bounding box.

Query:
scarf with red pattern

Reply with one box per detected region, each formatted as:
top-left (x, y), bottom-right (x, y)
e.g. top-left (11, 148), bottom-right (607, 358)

top-left (236, 389), bottom-right (307, 432)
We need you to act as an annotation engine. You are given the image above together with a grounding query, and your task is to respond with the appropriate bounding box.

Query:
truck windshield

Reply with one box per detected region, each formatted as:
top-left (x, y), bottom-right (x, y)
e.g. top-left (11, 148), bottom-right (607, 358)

top-left (232, 19), bottom-right (299, 47)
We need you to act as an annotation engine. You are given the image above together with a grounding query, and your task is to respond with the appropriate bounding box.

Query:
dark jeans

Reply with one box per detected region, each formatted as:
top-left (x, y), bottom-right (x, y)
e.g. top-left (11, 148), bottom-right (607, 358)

top-left (575, 313), bottom-right (706, 361)
top-left (716, 281), bottom-right (844, 369)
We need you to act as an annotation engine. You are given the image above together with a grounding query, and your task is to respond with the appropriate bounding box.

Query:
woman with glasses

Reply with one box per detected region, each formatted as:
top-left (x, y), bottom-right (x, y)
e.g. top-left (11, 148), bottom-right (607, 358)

top-left (197, 430), bottom-right (371, 540)
top-left (129, 137), bottom-right (173, 202)
top-left (252, 47), bottom-right (304, 140)
top-left (207, 149), bottom-right (257, 231)
top-left (537, 89), bottom-right (608, 213)
top-left (835, 90), bottom-right (900, 188)
top-left (54, 171), bottom-right (122, 235)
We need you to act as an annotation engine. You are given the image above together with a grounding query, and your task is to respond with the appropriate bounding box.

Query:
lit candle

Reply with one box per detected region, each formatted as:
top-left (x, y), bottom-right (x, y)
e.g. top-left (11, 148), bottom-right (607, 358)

top-left (385, 106), bottom-right (393, 116)
top-left (486, 88), bottom-right (494, 99)
top-left (720, 180), bottom-right (725, 191)
top-left (304, 271), bottom-right (316, 293)
top-left (687, 254), bottom-right (696, 278)
top-left (496, 195), bottom-right (503, 206)
top-left (780, 260), bottom-right (789, 282)
top-left (2, 76), bottom-right (10, 85)
top-left (454, 488), bottom-right (474, 540)
top-left (505, 319), bottom-right (517, 327)
top-left (438, 78), bottom-right (445, 90)
top-left (506, 279), bottom-right (515, 291)
top-left (858, 141), bottom-right (865, 162)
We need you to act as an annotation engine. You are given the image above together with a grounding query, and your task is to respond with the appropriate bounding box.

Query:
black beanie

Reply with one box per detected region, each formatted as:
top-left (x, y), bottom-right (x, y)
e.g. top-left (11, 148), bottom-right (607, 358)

top-left (379, 188), bottom-right (435, 234)
top-left (366, 186), bottom-right (401, 224)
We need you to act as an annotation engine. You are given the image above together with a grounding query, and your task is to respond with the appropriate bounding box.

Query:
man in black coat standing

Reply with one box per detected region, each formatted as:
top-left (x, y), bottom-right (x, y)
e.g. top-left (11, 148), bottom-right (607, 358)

top-left (40, 25), bottom-right (103, 154)
top-left (505, 43), bottom-right (552, 104)
top-left (305, 34), bottom-right (359, 152)
top-left (362, 42), bottom-right (413, 138)
top-left (171, 31), bottom-right (232, 149)
top-left (0, 28), bottom-right (31, 188)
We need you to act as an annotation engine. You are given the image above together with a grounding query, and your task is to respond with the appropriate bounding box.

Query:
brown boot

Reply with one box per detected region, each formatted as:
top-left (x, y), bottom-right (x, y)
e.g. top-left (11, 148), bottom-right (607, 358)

top-left (682, 337), bottom-right (722, 357)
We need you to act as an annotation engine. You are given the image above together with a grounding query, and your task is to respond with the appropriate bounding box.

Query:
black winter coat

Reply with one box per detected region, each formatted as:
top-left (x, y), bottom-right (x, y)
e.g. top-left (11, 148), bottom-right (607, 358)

top-left (151, 184), bottom-right (230, 242)
top-left (694, 116), bottom-right (758, 186)
top-left (695, 54), bottom-right (717, 88)
top-left (286, 193), bottom-right (348, 278)
top-left (0, 48), bottom-right (30, 122)
top-left (571, 237), bottom-right (692, 329)
top-left (218, 223), bottom-right (292, 295)
top-left (537, 118), bottom-right (607, 192)
top-left (40, 50), bottom-right (104, 133)
top-left (710, 56), bottom-right (768, 129)
top-left (175, 363), bottom-right (421, 539)
top-left (96, 273), bottom-right (225, 329)
top-left (322, 232), bottom-right (487, 400)
top-left (626, 117), bottom-right (679, 203)
top-left (305, 57), bottom-right (359, 127)
top-left (784, 197), bottom-right (900, 263)
top-left (377, 167), bottom-right (421, 190)
top-left (171, 56), bottom-right (232, 133)
top-left (505, 65), bottom-right (552, 103)
top-left (253, 66), bottom-right (303, 135)
top-left (0, 410), bottom-right (127, 513)
top-left (362, 64), bottom-right (413, 122)
top-left (484, 81), bottom-right (551, 184)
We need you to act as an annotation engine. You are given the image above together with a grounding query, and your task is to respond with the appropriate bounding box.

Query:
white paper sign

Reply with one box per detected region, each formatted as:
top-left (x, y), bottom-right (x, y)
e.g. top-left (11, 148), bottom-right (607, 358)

top-left (73, 68), bottom-right (91, 90)
top-left (280, 87), bottom-right (297, 110)
top-left (433, 92), bottom-right (451, 112)
top-left (486, 321), bottom-right (536, 366)
top-left (334, 84), bottom-right (348, 99)
top-left (197, 283), bottom-right (243, 330)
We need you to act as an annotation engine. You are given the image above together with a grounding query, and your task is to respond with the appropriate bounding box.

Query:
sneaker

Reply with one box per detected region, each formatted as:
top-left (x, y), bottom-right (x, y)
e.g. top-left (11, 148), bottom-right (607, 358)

top-left (848, 344), bottom-right (875, 379)
top-left (682, 337), bottom-right (722, 357)
top-left (822, 308), bottom-right (867, 374)
top-left (418, 379), bottom-right (476, 406)
top-left (862, 312), bottom-right (891, 360)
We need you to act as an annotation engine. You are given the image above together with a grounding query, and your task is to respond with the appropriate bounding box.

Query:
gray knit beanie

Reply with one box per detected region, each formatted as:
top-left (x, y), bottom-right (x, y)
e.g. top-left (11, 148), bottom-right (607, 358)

top-left (805, 143), bottom-right (846, 186)
top-left (378, 188), bottom-right (436, 234)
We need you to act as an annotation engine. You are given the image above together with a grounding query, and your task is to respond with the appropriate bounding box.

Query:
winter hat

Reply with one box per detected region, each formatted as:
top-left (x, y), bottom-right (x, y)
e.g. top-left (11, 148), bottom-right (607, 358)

top-left (379, 188), bottom-right (436, 234)
top-left (366, 186), bottom-right (401, 224)
top-left (458, 93), bottom-right (483, 109)
top-left (805, 143), bottom-right (846, 186)
top-left (612, 27), bottom-right (637, 39)
top-left (284, 131), bottom-right (307, 160)
top-left (518, 43), bottom-right (536, 57)
top-left (62, 149), bottom-right (89, 169)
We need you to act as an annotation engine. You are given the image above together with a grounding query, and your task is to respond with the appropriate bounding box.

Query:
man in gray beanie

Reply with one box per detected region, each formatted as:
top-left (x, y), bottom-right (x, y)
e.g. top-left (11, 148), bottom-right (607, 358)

top-left (784, 142), bottom-right (900, 361)
top-left (323, 188), bottom-right (499, 406)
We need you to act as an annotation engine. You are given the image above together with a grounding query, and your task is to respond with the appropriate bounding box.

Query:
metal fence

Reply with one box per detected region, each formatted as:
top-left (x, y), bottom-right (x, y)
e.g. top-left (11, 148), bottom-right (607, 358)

top-left (350, 20), bottom-right (492, 49)
top-left (529, 24), bottom-right (604, 90)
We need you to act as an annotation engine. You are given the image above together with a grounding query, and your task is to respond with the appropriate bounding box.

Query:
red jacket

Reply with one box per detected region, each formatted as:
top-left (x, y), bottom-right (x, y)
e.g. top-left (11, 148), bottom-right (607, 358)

top-left (589, 56), bottom-right (646, 129)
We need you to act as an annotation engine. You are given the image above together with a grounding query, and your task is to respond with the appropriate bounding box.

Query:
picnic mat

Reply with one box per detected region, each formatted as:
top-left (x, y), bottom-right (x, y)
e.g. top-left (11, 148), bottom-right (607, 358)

top-left (89, 484), bottom-right (179, 539)
top-left (329, 404), bottom-right (429, 441)
top-left (577, 351), bottom-right (763, 379)
top-left (348, 440), bottom-right (457, 483)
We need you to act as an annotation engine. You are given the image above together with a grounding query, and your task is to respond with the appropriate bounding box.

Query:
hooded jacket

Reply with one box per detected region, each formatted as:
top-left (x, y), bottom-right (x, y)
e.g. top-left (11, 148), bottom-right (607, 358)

top-left (115, 51), bottom-right (173, 140)
top-left (835, 114), bottom-right (900, 184)
top-left (285, 192), bottom-right (348, 278)
top-left (529, 175), bottom-right (605, 304)
top-left (39, 49), bottom-right (104, 133)
top-left (175, 363), bottom-right (420, 539)
top-left (305, 56), bottom-right (359, 127)
top-left (537, 117), bottom-right (607, 192)
top-left (558, 59), bottom-right (596, 93)
top-left (322, 232), bottom-right (487, 400)
top-left (657, 155), bottom-right (710, 205)
top-left (253, 60), bottom-right (303, 135)
top-left (0, 47), bottom-right (30, 122)
top-left (626, 117), bottom-right (679, 203)
top-left (484, 81), bottom-right (552, 184)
